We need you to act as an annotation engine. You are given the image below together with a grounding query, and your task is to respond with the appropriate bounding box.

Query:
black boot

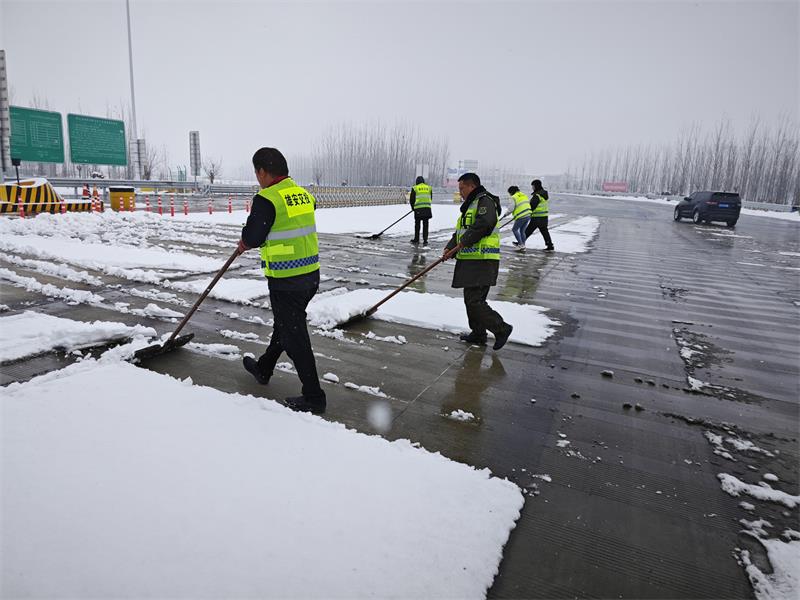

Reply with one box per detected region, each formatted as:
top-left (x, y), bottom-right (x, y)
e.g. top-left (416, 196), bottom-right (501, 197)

top-left (459, 331), bottom-right (487, 345)
top-left (285, 395), bottom-right (326, 414)
top-left (493, 323), bottom-right (513, 350)
top-left (410, 239), bottom-right (419, 244)
top-left (243, 356), bottom-right (270, 384)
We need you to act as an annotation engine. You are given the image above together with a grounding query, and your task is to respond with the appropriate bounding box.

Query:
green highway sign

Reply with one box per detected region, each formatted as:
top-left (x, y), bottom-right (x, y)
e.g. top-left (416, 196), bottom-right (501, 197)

top-left (68, 113), bottom-right (127, 166)
top-left (10, 106), bottom-right (65, 163)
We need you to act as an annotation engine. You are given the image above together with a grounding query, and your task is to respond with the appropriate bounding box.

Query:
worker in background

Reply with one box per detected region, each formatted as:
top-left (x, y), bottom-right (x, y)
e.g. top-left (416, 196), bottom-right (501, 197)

top-left (501, 185), bottom-right (532, 251)
top-left (237, 147), bottom-right (327, 415)
top-left (524, 179), bottom-right (554, 252)
top-left (442, 172), bottom-right (514, 350)
top-left (409, 175), bottom-right (433, 245)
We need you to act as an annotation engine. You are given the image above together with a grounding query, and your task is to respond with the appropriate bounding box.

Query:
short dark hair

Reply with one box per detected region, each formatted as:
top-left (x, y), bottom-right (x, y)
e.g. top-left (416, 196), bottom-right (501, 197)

top-left (458, 172), bottom-right (481, 186)
top-left (415, 175), bottom-right (425, 184)
top-left (531, 179), bottom-right (542, 188)
top-left (508, 186), bottom-right (519, 194)
top-left (252, 147), bottom-right (288, 177)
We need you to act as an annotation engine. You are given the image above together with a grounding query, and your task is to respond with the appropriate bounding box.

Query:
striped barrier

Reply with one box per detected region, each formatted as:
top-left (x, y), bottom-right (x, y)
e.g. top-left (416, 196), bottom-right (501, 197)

top-left (0, 178), bottom-right (97, 214)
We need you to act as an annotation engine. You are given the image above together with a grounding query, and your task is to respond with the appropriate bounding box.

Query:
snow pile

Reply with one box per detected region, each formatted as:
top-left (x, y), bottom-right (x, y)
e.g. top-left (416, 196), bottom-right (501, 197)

top-left (718, 473), bottom-right (800, 508)
top-left (0, 268), bottom-right (106, 306)
top-left (220, 329), bottom-right (261, 342)
top-left (308, 289), bottom-right (558, 347)
top-left (0, 233), bottom-right (225, 274)
top-left (738, 538), bottom-right (800, 600)
top-left (0, 312), bottom-right (155, 363)
top-left (167, 277), bottom-right (269, 304)
top-left (344, 382), bottom-right (388, 397)
top-left (2, 361), bottom-right (523, 598)
top-left (130, 303), bottom-right (184, 319)
top-left (447, 410), bottom-right (476, 422)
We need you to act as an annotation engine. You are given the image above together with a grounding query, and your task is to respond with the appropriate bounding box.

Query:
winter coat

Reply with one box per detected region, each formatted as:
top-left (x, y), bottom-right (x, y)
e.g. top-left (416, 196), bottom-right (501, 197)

top-left (445, 185), bottom-right (502, 288)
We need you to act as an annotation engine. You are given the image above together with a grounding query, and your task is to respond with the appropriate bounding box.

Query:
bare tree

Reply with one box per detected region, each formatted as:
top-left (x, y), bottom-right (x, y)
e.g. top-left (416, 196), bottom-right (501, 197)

top-left (203, 157), bottom-right (223, 184)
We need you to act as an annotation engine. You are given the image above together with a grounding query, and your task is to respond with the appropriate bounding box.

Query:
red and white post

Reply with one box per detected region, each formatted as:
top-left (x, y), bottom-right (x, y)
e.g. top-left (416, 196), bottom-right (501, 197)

top-left (245, 197), bottom-right (250, 213)
top-left (157, 195), bottom-right (163, 216)
top-left (183, 199), bottom-right (188, 216)
top-left (208, 198), bottom-right (213, 214)
top-left (145, 195), bottom-right (151, 212)
top-left (170, 194), bottom-right (175, 217)
top-left (227, 195), bottom-right (232, 214)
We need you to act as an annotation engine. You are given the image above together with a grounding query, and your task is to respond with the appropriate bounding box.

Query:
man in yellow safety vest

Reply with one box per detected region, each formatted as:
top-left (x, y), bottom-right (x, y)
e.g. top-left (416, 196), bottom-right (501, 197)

top-left (237, 147), bottom-right (326, 414)
top-left (442, 172), bottom-right (514, 350)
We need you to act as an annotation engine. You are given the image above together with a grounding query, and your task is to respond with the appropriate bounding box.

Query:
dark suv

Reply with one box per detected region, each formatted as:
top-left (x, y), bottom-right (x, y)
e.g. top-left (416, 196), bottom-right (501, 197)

top-left (674, 191), bottom-right (741, 227)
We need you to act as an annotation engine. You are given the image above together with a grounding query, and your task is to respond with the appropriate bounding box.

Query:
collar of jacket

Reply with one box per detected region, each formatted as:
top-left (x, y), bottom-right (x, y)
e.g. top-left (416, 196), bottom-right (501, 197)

top-left (460, 185), bottom-right (487, 214)
top-left (265, 175), bottom-right (290, 189)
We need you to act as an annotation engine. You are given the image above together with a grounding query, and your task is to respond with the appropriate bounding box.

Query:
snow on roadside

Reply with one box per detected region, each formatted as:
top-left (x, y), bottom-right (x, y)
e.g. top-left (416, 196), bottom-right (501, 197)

top-left (0, 311), bottom-right (155, 363)
top-left (185, 342), bottom-right (241, 360)
top-left (308, 289), bottom-right (558, 347)
top-left (1, 360), bottom-right (523, 598)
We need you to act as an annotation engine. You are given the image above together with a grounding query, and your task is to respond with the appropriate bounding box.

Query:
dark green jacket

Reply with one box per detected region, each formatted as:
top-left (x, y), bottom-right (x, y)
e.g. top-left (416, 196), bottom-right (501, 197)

top-left (445, 186), bottom-right (501, 288)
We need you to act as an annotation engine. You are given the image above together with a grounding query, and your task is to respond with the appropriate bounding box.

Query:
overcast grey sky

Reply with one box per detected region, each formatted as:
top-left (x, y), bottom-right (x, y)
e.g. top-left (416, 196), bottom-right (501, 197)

top-left (2, 0), bottom-right (798, 177)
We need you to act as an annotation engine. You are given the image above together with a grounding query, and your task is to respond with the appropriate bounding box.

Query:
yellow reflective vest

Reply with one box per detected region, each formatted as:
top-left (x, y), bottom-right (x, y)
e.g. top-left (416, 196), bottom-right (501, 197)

top-left (258, 177), bottom-right (320, 278)
top-left (511, 191), bottom-right (532, 220)
top-left (455, 203), bottom-right (500, 261)
top-left (412, 183), bottom-right (432, 209)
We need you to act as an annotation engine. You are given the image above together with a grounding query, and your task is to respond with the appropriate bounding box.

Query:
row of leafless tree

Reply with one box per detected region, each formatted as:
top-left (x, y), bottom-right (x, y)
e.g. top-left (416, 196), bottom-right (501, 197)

top-left (290, 121), bottom-right (449, 187)
top-left (565, 117), bottom-right (800, 205)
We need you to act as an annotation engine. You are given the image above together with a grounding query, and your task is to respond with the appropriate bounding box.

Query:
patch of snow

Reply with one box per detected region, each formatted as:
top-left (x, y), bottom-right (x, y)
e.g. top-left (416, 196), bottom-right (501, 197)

top-left (344, 382), bottom-right (388, 398)
top-left (220, 329), bottom-right (261, 342)
top-left (718, 474), bottom-right (800, 508)
top-left (446, 410), bottom-right (476, 422)
top-left (308, 289), bottom-right (558, 347)
top-left (1, 360), bottom-right (523, 598)
top-left (322, 372), bottom-right (340, 383)
top-left (0, 311), bottom-right (155, 363)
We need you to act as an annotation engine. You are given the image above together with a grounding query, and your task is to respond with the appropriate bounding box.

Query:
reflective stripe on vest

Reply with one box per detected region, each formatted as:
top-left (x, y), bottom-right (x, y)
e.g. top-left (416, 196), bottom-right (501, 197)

top-left (531, 193), bottom-right (549, 217)
top-left (258, 177), bottom-right (320, 278)
top-left (455, 201), bottom-right (500, 261)
top-left (412, 183), bottom-right (432, 209)
top-left (512, 191), bottom-right (532, 220)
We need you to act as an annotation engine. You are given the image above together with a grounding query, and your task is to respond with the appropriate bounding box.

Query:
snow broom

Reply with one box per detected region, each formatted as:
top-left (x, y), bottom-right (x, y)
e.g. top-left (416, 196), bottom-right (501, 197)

top-left (357, 209), bottom-right (413, 240)
top-left (134, 247), bottom-right (242, 360)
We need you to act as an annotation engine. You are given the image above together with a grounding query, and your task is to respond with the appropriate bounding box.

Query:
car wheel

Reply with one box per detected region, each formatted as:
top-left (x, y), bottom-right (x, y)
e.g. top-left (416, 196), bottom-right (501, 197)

top-left (673, 206), bottom-right (682, 221)
top-left (692, 209), bottom-right (703, 224)
top-left (726, 220), bottom-right (737, 228)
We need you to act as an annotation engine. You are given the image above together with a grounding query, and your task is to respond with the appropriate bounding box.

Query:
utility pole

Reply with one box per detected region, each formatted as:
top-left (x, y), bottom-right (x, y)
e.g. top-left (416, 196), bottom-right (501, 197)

top-left (125, 0), bottom-right (139, 179)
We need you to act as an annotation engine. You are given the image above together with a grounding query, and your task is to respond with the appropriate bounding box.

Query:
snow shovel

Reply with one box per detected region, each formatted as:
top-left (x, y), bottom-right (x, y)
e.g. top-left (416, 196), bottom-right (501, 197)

top-left (339, 251), bottom-right (451, 328)
top-left (358, 209), bottom-right (413, 240)
top-left (133, 247), bottom-right (242, 360)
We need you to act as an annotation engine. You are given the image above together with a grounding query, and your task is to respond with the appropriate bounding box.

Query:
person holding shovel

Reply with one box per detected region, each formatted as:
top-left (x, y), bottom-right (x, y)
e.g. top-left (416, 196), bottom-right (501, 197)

top-left (237, 147), bottom-right (327, 415)
top-left (409, 175), bottom-right (433, 245)
top-left (442, 172), bottom-right (514, 350)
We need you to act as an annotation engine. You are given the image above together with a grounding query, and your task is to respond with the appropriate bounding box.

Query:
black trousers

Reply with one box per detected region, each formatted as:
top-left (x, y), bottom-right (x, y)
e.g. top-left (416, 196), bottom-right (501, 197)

top-left (525, 216), bottom-right (553, 248)
top-left (413, 217), bottom-right (430, 242)
top-left (257, 285), bottom-right (325, 400)
top-left (464, 286), bottom-right (506, 337)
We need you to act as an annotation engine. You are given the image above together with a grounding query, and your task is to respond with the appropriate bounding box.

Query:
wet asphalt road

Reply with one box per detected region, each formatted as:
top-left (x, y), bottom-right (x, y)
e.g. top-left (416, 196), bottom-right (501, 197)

top-left (1, 194), bottom-right (798, 598)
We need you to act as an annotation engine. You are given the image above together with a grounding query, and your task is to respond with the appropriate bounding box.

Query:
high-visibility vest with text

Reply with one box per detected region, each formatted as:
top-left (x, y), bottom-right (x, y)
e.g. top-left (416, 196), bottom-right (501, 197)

top-left (412, 183), bottom-right (432, 209)
top-left (258, 177), bottom-right (320, 278)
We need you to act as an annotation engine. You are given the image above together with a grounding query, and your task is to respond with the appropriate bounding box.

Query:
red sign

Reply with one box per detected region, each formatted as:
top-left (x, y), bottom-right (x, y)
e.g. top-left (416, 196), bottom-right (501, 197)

top-left (602, 181), bottom-right (628, 193)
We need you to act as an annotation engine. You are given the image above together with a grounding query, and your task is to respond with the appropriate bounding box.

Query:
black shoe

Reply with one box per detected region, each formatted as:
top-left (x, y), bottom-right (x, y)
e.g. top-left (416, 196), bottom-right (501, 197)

top-left (511, 241), bottom-right (520, 247)
top-left (459, 331), bottom-right (487, 345)
top-left (243, 356), bottom-right (270, 384)
top-left (410, 239), bottom-right (419, 244)
top-left (544, 246), bottom-right (555, 253)
top-left (493, 323), bottom-right (513, 350)
top-left (285, 395), bottom-right (326, 415)
top-left (422, 240), bottom-right (429, 246)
